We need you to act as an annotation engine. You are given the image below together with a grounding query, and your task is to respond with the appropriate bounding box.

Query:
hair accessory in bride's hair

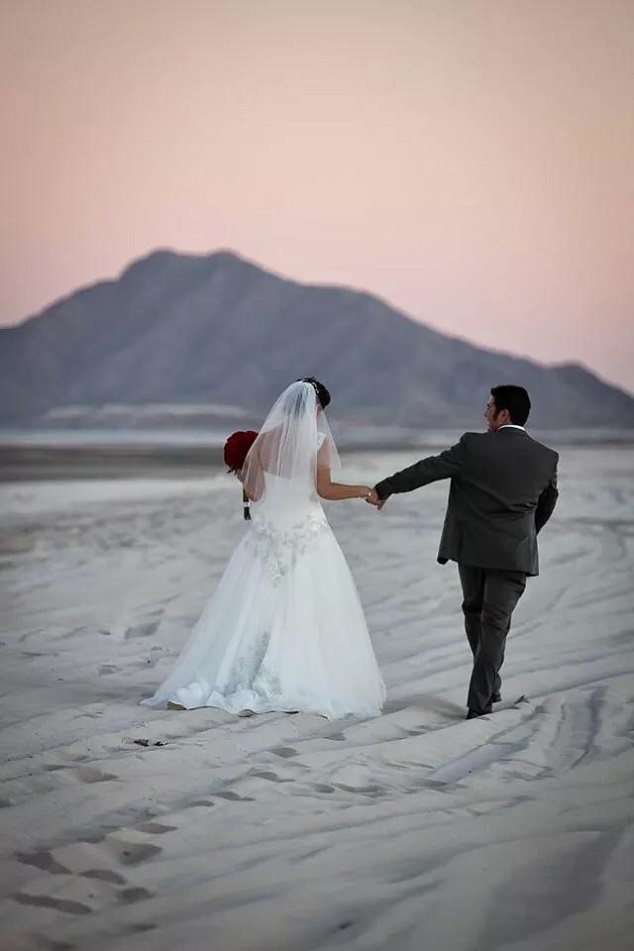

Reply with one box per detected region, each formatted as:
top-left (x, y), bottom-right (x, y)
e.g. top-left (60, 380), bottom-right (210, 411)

top-left (298, 377), bottom-right (331, 409)
top-left (224, 430), bottom-right (259, 520)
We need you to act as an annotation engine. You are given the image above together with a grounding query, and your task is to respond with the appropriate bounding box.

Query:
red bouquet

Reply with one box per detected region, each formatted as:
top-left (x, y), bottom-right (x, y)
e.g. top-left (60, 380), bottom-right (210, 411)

top-left (223, 430), bottom-right (258, 472)
top-left (224, 430), bottom-right (258, 520)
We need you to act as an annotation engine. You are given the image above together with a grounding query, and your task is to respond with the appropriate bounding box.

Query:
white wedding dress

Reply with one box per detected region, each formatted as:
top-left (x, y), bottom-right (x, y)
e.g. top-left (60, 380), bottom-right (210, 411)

top-left (142, 385), bottom-right (385, 720)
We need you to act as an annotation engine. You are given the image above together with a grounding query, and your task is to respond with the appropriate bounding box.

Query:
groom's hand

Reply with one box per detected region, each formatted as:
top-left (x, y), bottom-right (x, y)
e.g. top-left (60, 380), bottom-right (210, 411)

top-left (366, 488), bottom-right (386, 510)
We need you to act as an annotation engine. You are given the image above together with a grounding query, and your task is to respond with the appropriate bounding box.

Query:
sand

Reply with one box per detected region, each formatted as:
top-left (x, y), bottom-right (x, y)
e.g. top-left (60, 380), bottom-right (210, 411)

top-left (0, 445), bottom-right (633, 951)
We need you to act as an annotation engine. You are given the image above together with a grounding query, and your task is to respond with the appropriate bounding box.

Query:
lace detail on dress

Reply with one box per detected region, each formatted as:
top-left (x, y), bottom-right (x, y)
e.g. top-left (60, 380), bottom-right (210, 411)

top-left (220, 631), bottom-right (282, 698)
top-left (246, 511), bottom-right (330, 586)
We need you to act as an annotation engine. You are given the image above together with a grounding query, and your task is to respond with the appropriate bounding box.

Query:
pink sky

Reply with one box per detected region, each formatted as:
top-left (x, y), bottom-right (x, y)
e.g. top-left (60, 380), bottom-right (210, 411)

top-left (1, 0), bottom-right (633, 392)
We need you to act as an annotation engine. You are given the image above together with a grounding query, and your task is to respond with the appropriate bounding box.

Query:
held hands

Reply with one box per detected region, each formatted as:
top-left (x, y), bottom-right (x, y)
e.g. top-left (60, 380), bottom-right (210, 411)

top-left (364, 487), bottom-right (386, 511)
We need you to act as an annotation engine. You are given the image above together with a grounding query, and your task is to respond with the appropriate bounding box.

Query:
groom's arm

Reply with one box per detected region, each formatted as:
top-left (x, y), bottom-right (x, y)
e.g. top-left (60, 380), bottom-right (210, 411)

top-left (374, 437), bottom-right (468, 501)
top-left (534, 457), bottom-right (559, 533)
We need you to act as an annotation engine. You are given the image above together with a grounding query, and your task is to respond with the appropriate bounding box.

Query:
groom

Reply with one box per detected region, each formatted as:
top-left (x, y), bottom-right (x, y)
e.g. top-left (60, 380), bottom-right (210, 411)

top-left (368, 385), bottom-right (559, 719)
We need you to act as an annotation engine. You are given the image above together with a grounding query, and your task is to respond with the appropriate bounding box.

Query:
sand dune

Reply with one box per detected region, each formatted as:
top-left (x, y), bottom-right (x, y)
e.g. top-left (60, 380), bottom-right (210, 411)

top-left (0, 446), bottom-right (633, 950)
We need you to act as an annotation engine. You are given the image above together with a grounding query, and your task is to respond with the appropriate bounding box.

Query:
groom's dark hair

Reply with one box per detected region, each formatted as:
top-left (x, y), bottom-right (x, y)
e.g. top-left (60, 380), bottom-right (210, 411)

top-left (299, 377), bottom-right (331, 409)
top-left (490, 385), bottom-right (531, 425)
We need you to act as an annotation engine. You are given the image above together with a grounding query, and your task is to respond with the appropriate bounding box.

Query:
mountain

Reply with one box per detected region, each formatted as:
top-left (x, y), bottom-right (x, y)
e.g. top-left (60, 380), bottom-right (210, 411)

top-left (1, 249), bottom-right (632, 430)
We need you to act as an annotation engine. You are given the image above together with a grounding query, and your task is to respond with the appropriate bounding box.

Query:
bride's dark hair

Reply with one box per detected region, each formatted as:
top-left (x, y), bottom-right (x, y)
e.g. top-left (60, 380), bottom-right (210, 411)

top-left (299, 377), bottom-right (331, 409)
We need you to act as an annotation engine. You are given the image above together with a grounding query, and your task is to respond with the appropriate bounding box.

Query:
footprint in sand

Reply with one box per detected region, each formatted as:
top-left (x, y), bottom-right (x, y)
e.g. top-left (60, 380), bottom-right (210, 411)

top-left (335, 783), bottom-right (385, 798)
top-left (136, 821), bottom-right (177, 834)
top-left (75, 766), bottom-right (118, 784)
top-left (15, 850), bottom-right (71, 875)
top-left (12, 893), bottom-right (92, 916)
top-left (103, 839), bottom-right (163, 866)
top-left (269, 746), bottom-right (299, 758)
top-left (247, 770), bottom-right (293, 784)
top-left (37, 939), bottom-right (76, 950)
top-left (125, 621), bottom-right (159, 640)
top-left (81, 869), bottom-right (127, 885)
top-left (117, 886), bottom-right (154, 904)
top-left (131, 655), bottom-right (162, 670)
top-left (215, 791), bottom-right (255, 802)
top-left (78, 830), bottom-right (107, 844)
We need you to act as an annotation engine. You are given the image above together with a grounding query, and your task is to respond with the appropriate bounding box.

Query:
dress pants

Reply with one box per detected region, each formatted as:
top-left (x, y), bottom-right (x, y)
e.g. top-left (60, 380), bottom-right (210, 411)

top-left (458, 564), bottom-right (527, 715)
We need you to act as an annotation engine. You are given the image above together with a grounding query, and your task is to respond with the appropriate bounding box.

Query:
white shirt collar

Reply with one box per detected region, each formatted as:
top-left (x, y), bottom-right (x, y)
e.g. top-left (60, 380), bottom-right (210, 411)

top-left (498, 424), bottom-right (526, 432)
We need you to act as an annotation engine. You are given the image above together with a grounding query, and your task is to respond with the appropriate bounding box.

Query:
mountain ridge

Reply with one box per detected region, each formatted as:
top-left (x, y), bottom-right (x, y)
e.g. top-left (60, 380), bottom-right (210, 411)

top-left (1, 248), bottom-right (632, 429)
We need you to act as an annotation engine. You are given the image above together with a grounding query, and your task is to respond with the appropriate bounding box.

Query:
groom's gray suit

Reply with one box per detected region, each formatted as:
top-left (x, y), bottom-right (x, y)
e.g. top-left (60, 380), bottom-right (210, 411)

top-left (374, 426), bottom-right (559, 714)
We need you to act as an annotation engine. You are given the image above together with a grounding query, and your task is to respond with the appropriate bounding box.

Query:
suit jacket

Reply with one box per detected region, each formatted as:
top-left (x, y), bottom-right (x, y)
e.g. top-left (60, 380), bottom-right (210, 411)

top-left (374, 428), bottom-right (559, 576)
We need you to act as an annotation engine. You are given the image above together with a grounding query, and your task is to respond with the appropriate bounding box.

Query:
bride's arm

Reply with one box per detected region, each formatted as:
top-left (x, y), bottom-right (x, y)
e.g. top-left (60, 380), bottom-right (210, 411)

top-left (236, 467), bottom-right (262, 502)
top-left (316, 466), bottom-right (372, 501)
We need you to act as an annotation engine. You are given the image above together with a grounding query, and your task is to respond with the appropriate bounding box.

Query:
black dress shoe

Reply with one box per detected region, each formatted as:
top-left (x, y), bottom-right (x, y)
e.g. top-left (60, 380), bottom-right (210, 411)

top-left (466, 708), bottom-right (491, 719)
top-left (492, 693), bottom-right (502, 704)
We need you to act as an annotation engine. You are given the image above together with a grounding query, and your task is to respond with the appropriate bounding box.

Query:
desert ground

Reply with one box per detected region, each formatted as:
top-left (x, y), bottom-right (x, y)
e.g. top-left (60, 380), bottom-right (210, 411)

top-left (0, 444), bottom-right (633, 951)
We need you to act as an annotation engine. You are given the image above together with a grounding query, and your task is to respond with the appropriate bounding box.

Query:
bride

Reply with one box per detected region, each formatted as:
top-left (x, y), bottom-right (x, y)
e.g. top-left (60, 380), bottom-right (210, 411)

top-left (142, 378), bottom-right (385, 719)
